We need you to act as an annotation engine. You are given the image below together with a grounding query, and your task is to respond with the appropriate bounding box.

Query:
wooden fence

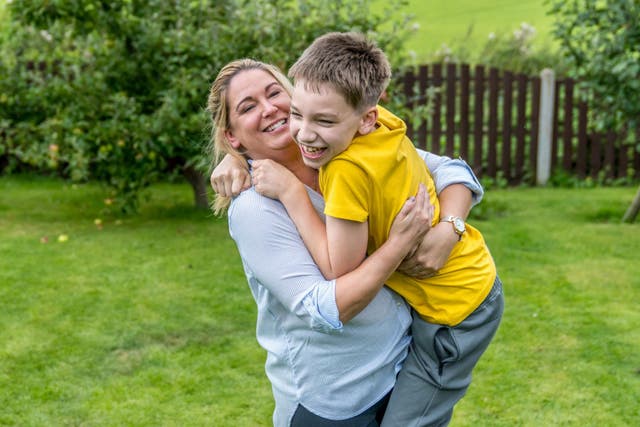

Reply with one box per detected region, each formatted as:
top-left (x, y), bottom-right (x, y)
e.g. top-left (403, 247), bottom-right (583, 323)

top-left (398, 63), bottom-right (640, 184)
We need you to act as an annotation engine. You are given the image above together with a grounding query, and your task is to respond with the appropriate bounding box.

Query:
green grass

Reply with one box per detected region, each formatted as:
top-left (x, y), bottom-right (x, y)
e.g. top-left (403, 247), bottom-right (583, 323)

top-left (1, 176), bottom-right (639, 426)
top-left (393, 0), bottom-right (556, 60)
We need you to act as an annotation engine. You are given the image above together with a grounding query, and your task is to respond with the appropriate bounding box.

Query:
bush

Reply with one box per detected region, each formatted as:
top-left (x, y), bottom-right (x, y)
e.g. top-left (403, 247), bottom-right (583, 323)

top-left (0, 0), bottom-right (414, 212)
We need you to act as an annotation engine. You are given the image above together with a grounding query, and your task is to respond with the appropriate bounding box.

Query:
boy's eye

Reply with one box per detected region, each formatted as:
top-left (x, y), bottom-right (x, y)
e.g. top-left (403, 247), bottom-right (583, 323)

top-left (268, 90), bottom-right (281, 98)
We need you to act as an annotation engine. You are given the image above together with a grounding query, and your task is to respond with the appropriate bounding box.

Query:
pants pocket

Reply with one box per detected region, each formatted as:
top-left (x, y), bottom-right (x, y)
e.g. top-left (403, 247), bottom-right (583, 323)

top-left (434, 327), bottom-right (459, 376)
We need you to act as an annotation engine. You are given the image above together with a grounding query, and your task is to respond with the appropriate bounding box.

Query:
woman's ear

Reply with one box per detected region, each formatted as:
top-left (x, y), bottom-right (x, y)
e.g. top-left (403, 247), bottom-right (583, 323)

top-left (224, 129), bottom-right (243, 150)
top-left (358, 106), bottom-right (378, 135)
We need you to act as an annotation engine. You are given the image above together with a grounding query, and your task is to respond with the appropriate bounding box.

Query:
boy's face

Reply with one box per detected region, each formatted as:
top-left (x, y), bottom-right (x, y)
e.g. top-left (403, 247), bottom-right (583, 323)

top-left (289, 80), bottom-right (371, 169)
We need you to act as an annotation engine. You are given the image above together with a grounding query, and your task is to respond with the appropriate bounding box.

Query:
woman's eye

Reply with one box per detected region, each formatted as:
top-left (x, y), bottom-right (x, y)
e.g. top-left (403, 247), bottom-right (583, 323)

top-left (241, 105), bottom-right (255, 113)
top-left (268, 90), bottom-right (281, 98)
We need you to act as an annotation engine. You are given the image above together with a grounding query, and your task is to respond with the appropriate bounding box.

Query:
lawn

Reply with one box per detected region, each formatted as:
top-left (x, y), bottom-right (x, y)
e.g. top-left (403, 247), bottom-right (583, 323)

top-left (1, 176), bottom-right (639, 426)
top-left (387, 0), bottom-right (556, 60)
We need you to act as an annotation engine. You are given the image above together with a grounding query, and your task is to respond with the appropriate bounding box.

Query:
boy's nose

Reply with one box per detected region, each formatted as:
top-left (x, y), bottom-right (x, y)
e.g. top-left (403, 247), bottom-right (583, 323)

top-left (296, 123), bottom-right (316, 142)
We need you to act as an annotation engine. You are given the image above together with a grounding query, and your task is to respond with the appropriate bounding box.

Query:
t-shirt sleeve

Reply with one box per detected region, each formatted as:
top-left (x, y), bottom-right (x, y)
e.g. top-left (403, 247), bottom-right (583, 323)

top-left (321, 159), bottom-right (370, 223)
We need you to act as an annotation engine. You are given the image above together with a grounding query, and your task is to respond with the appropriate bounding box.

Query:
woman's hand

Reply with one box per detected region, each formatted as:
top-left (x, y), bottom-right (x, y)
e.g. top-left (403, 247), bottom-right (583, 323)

top-left (251, 159), bottom-right (301, 201)
top-left (210, 154), bottom-right (251, 197)
top-left (397, 184), bottom-right (471, 279)
top-left (388, 184), bottom-right (434, 256)
top-left (397, 222), bottom-right (458, 278)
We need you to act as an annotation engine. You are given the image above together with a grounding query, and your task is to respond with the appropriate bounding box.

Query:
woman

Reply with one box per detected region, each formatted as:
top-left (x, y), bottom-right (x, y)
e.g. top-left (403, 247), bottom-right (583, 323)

top-left (207, 59), bottom-right (483, 426)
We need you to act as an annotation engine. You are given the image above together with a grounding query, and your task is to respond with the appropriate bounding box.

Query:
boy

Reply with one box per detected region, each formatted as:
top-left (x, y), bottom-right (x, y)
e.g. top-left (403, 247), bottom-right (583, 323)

top-left (253, 32), bottom-right (504, 426)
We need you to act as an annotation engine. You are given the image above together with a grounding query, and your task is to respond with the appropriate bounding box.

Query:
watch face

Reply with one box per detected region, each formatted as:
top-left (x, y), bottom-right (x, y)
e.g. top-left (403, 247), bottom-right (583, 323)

top-left (453, 218), bottom-right (466, 233)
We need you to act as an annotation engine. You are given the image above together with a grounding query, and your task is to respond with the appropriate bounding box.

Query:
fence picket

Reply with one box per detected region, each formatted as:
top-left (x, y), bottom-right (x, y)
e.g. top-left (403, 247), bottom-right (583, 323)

top-left (398, 62), bottom-right (638, 184)
top-left (473, 65), bottom-right (485, 175)
top-left (515, 74), bottom-right (527, 181)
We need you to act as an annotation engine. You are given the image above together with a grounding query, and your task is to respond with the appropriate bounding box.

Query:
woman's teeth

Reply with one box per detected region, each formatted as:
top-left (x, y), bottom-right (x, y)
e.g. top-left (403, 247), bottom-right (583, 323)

top-left (265, 119), bottom-right (286, 132)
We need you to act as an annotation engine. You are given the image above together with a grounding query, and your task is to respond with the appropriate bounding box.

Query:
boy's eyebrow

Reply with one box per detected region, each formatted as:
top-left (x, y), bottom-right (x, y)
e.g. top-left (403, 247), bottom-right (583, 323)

top-left (313, 110), bottom-right (340, 120)
top-left (290, 102), bottom-right (338, 120)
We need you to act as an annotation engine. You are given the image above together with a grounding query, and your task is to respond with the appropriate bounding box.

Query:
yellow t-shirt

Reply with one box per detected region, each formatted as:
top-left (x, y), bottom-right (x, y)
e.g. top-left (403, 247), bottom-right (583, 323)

top-left (320, 106), bottom-right (496, 326)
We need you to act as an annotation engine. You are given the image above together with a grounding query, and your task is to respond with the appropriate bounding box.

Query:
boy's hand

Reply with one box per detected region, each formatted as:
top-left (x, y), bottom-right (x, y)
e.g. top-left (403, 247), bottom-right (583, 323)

top-left (388, 184), bottom-right (433, 255)
top-left (252, 159), bottom-right (302, 201)
top-left (210, 154), bottom-right (251, 197)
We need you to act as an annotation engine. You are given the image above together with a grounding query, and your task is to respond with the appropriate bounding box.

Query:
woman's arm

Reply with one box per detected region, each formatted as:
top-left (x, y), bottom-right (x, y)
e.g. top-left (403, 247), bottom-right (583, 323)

top-left (210, 153), bottom-right (252, 197)
top-left (229, 185), bottom-right (431, 327)
top-left (397, 184), bottom-right (471, 278)
top-left (422, 150), bottom-right (483, 205)
top-left (215, 150), bottom-right (483, 279)
top-left (397, 151), bottom-right (483, 278)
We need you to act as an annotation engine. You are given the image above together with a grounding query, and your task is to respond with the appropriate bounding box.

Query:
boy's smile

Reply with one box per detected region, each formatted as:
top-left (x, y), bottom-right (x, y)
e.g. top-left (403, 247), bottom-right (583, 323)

top-left (289, 80), bottom-right (370, 169)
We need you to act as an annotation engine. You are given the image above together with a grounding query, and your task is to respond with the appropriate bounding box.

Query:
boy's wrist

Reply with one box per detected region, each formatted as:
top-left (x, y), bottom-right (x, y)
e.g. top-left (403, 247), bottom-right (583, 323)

top-left (280, 180), bottom-right (306, 206)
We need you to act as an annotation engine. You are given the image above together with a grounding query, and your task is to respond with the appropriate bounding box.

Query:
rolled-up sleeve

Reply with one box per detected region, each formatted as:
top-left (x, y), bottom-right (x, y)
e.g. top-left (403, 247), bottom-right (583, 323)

top-left (417, 149), bottom-right (484, 206)
top-left (228, 189), bottom-right (343, 333)
top-left (302, 280), bottom-right (343, 331)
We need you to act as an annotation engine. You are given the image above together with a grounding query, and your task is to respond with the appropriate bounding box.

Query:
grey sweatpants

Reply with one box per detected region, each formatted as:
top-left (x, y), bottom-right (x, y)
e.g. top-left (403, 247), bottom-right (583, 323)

top-left (381, 276), bottom-right (504, 427)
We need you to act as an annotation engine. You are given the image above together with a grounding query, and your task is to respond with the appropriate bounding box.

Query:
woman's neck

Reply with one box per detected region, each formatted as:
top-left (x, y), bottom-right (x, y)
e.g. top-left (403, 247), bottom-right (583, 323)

top-left (285, 159), bottom-right (319, 193)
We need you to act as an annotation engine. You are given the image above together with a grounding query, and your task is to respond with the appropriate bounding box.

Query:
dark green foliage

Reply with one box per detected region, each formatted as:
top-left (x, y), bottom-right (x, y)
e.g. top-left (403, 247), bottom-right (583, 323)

top-left (549, 0), bottom-right (640, 134)
top-left (0, 0), bottom-right (412, 212)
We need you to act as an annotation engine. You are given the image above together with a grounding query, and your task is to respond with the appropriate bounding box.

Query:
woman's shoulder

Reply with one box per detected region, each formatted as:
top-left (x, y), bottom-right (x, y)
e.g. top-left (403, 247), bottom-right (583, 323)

top-left (229, 187), bottom-right (286, 217)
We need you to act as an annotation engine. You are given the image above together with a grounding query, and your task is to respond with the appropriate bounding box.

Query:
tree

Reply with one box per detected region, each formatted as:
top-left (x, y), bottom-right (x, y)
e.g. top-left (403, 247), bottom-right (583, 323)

top-left (1, 0), bottom-right (413, 212)
top-left (549, 0), bottom-right (640, 222)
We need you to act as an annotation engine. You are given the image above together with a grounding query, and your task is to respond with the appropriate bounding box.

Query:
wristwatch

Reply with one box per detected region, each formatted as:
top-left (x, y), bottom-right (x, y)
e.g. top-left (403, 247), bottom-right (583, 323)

top-left (441, 215), bottom-right (466, 241)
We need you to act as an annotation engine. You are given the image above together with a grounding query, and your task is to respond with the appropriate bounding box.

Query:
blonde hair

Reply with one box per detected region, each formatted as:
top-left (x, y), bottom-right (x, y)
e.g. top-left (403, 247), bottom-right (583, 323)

top-left (206, 59), bottom-right (293, 215)
top-left (288, 32), bottom-right (391, 112)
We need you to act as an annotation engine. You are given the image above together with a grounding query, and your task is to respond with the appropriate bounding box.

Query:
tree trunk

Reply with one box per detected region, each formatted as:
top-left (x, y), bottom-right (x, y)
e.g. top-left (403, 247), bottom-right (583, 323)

top-left (183, 165), bottom-right (209, 210)
top-left (622, 184), bottom-right (640, 223)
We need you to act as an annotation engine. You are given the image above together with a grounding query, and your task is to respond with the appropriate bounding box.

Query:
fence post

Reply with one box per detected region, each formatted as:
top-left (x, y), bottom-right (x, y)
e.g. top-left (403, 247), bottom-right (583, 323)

top-left (536, 68), bottom-right (555, 185)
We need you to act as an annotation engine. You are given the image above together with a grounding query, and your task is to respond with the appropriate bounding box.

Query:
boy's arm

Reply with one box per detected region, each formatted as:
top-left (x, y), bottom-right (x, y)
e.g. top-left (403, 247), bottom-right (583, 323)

top-left (325, 216), bottom-right (368, 278)
top-left (279, 188), bottom-right (334, 278)
top-left (251, 159), bottom-right (337, 279)
top-left (275, 199), bottom-right (367, 280)
top-left (251, 160), bottom-right (369, 280)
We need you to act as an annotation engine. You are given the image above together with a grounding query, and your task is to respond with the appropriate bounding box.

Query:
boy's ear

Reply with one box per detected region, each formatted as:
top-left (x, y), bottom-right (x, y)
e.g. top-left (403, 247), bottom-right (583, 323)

top-left (224, 129), bottom-right (243, 150)
top-left (358, 106), bottom-right (378, 135)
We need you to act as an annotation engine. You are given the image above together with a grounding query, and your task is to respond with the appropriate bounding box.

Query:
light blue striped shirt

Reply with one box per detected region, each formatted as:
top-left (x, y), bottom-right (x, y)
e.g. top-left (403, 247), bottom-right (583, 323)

top-left (227, 152), bottom-right (482, 426)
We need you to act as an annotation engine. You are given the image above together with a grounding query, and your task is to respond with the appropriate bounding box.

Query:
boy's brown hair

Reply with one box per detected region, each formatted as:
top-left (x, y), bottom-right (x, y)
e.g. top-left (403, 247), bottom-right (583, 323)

top-left (288, 32), bottom-right (391, 112)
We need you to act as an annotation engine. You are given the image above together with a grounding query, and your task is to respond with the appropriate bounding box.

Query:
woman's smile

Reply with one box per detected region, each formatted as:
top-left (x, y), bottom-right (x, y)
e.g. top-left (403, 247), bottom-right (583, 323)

top-left (263, 118), bottom-right (288, 133)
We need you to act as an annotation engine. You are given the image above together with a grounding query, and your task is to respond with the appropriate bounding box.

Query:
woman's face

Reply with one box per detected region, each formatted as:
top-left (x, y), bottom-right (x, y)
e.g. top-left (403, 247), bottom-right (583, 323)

top-left (225, 69), bottom-right (298, 162)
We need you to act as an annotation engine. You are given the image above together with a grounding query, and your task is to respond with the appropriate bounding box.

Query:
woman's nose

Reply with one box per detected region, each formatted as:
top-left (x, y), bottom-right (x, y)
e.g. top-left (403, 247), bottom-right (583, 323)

top-left (262, 101), bottom-right (278, 117)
